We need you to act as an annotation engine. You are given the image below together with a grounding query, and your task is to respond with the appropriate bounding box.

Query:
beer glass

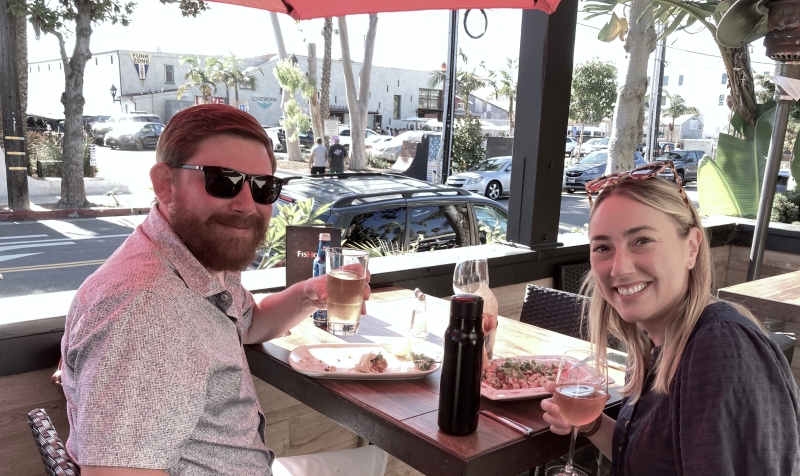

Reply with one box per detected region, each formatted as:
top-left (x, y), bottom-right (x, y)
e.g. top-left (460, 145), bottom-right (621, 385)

top-left (326, 248), bottom-right (369, 336)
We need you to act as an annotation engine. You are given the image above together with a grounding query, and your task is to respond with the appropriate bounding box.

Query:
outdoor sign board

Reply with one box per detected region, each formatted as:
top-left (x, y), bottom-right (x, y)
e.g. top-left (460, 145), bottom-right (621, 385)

top-left (285, 225), bottom-right (342, 288)
top-left (324, 119), bottom-right (339, 137)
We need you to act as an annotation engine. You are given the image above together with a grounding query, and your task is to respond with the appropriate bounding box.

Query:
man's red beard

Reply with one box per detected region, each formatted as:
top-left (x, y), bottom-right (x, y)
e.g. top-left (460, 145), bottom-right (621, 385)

top-left (168, 193), bottom-right (268, 272)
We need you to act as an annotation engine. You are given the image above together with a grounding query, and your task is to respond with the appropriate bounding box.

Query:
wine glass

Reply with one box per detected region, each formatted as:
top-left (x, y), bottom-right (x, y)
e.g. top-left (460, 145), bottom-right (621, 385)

top-left (546, 350), bottom-right (608, 476)
top-left (452, 256), bottom-right (489, 294)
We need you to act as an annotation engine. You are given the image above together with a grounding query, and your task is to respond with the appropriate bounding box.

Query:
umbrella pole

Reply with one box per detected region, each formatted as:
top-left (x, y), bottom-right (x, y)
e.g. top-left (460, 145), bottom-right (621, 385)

top-left (441, 10), bottom-right (459, 184)
top-left (746, 97), bottom-right (791, 281)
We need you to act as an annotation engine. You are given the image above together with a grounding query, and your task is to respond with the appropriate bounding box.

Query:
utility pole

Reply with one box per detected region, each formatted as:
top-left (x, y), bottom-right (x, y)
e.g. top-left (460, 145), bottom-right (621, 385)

top-left (646, 25), bottom-right (666, 162)
top-left (0, 0), bottom-right (29, 209)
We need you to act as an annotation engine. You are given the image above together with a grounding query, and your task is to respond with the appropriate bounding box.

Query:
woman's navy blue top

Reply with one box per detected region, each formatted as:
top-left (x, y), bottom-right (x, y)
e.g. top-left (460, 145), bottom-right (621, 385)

top-left (612, 301), bottom-right (800, 475)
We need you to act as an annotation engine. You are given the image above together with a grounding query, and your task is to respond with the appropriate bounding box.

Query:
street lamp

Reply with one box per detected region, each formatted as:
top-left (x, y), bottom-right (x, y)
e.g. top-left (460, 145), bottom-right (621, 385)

top-left (110, 84), bottom-right (121, 103)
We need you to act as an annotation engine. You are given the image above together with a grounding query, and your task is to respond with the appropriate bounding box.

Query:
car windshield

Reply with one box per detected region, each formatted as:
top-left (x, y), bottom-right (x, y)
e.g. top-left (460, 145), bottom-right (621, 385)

top-left (473, 158), bottom-right (508, 171)
top-left (578, 151), bottom-right (608, 165)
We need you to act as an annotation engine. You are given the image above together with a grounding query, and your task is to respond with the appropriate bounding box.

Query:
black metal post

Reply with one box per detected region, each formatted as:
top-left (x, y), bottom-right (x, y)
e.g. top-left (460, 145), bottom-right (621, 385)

top-left (747, 62), bottom-right (800, 281)
top-left (440, 10), bottom-right (459, 184)
top-left (506, 0), bottom-right (579, 248)
top-left (0, 0), bottom-right (29, 210)
top-left (647, 26), bottom-right (666, 161)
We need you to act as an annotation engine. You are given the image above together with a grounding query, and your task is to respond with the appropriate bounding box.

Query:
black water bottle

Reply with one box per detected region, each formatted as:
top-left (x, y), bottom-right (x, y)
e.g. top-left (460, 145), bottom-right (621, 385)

top-left (438, 294), bottom-right (484, 436)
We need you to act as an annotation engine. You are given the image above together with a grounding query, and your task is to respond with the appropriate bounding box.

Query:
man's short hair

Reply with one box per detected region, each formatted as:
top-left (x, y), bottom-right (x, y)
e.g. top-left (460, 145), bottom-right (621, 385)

top-left (317, 137), bottom-right (323, 144)
top-left (156, 104), bottom-right (275, 173)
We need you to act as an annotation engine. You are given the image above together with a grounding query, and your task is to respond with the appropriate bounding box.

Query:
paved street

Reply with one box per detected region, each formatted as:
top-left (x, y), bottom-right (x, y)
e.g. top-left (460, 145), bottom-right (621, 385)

top-left (0, 147), bottom-right (702, 298)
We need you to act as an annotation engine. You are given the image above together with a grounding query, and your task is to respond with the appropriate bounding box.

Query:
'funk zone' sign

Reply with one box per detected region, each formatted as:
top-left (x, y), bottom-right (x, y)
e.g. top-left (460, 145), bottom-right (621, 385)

top-left (130, 52), bottom-right (152, 81)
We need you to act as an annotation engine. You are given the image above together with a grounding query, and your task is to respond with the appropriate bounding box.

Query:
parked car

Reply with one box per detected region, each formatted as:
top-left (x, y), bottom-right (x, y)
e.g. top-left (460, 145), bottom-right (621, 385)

top-left (263, 127), bottom-right (313, 152)
top-left (583, 136), bottom-right (610, 154)
top-left (565, 137), bottom-right (577, 155)
top-left (446, 156), bottom-right (512, 200)
top-left (93, 114), bottom-right (162, 145)
top-left (372, 131), bottom-right (427, 162)
top-left (338, 127), bottom-right (380, 151)
top-left (563, 151), bottom-right (674, 193)
top-left (656, 150), bottom-right (703, 184)
top-left (105, 122), bottom-right (163, 150)
top-left (269, 173), bottom-right (509, 256)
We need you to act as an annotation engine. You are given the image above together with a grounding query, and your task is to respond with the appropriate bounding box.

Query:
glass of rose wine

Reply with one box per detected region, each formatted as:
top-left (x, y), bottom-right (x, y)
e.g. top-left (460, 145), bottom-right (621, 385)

top-left (546, 350), bottom-right (608, 476)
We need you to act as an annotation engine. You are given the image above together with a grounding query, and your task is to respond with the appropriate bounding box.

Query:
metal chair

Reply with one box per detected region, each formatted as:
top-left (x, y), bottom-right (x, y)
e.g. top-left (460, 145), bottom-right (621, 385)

top-left (28, 408), bottom-right (80, 476)
top-left (520, 285), bottom-right (623, 351)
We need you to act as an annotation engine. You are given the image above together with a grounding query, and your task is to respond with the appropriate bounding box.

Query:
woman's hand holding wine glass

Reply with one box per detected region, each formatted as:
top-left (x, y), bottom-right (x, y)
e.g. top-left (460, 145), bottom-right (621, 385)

top-left (541, 350), bottom-right (609, 476)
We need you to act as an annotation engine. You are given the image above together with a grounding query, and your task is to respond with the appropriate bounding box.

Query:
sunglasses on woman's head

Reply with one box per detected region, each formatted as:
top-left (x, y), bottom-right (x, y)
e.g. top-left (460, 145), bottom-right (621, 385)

top-left (584, 160), bottom-right (691, 209)
top-left (177, 165), bottom-right (283, 205)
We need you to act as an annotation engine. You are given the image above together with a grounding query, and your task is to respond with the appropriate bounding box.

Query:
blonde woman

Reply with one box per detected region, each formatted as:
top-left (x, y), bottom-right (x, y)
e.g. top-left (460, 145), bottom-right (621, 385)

top-left (541, 162), bottom-right (800, 475)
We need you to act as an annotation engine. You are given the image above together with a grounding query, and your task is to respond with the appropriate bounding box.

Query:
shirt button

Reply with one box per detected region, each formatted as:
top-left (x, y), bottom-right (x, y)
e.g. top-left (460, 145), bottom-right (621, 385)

top-left (618, 447), bottom-right (622, 454)
top-left (625, 420), bottom-right (630, 427)
top-left (221, 294), bottom-right (229, 301)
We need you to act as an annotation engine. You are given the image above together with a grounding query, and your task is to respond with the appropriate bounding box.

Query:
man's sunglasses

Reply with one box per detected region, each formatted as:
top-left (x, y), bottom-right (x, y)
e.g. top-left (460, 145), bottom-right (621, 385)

top-left (584, 159), bottom-right (691, 209)
top-left (177, 165), bottom-right (283, 205)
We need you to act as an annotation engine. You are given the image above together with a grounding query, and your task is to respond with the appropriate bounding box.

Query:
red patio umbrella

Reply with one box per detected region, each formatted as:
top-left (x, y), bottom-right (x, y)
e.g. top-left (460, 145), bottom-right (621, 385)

top-left (208, 0), bottom-right (561, 19)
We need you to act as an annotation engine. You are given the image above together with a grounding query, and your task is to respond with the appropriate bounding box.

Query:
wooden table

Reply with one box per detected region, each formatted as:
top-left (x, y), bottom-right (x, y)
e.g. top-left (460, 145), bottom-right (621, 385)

top-left (717, 270), bottom-right (800, 325)
top-left (245, 287), bottom-right (625, 476)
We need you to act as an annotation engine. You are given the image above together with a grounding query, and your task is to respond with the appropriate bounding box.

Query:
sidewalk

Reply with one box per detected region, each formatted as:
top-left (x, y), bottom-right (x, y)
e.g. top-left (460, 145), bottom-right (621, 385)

top-left (0, 165), bottom-right (308, 222)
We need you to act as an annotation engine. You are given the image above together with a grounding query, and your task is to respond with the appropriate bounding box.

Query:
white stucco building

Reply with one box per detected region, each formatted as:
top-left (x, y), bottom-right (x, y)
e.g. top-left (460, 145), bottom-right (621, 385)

top-left (26, 49), bottom-right (506, 132)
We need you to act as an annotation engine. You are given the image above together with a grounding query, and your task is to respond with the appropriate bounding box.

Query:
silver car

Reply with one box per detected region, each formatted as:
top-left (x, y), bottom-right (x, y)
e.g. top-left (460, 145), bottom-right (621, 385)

top-left (446, 156), bottom-right (512, 200)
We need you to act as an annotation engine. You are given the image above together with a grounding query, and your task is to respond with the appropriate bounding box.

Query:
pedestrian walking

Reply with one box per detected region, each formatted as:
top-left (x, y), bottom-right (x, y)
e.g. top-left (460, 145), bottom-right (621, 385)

top-left (328, 136), bottom-right (348, 173)
top-left (309, 137), bottom-right (328, 175)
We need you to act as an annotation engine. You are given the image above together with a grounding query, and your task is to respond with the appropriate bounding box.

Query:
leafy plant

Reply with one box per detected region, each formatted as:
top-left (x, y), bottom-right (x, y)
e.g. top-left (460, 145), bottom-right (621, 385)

top-left (366, 152), bottom-right (390, 169)
top-left (569, 59), bottom-right (618, 156)
top-left (273, 59), bottom-right (314, 142)
top-left (257, 198), bottom-right (332, 269)
top-left (771, 193), bottom-right (799, 224)
top-left (451, 115), bottom-right (485, 173)
top-left (346, 236), bottom-right (421, 257)
top-left (697, 101), bottom-right (776, 217)
top-left (104, 188), bottom-right (122, 207)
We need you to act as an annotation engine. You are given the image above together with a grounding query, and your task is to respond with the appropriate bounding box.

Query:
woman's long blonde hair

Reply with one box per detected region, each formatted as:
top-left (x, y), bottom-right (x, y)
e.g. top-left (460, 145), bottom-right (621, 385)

top-left (583, 177), bottom-right (712, 402)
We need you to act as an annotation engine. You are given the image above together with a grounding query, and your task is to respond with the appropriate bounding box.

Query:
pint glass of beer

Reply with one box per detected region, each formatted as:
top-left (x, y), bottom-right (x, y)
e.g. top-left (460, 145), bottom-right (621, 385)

top-left (326, 248), bottom-right (369, 336)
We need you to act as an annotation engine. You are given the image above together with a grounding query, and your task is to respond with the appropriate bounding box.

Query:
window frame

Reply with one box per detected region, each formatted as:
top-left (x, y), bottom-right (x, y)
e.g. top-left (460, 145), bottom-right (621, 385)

top-left (165, 65), bottom-right (174, 84)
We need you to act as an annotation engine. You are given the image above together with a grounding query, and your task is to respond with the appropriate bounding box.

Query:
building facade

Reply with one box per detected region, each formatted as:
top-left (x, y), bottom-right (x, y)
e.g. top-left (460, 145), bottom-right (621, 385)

top-left (27, 50), bottom-right (510, 132)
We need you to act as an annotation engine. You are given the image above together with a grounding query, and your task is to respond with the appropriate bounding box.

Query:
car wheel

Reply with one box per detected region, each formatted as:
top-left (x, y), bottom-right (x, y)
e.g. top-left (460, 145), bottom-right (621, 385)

top-left (485, 181), bottom-right (502, 200)
top-left (678, 171), bottom-right (685, 185)
top-left (566, 188), bottom-right (575, 194)
top-left (134, 139), bottom-right (144, 151)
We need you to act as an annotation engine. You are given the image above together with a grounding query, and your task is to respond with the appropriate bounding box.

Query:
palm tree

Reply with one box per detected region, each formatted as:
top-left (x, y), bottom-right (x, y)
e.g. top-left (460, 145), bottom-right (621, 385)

top-left (211, 53), bottom-right (262, 109)
top-left (428, 49), bottom-right (489, 116)
top-left (488, 58), bottom-right (518, 135)
top-left (177, 55), bottom-right (219, 104)
top-left (662, 91), bottom-right (699, 141)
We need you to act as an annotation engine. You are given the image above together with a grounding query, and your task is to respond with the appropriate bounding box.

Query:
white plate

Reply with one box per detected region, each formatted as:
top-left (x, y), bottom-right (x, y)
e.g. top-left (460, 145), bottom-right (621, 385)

top-left (480, 355), bottom-right (562, 401)
top-left (289, 343), bottom-right (441, 380)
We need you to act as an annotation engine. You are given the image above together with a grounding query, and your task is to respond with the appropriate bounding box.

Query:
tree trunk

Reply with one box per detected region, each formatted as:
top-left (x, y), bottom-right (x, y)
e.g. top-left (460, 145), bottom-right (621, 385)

top-left (339, 14), bottom-right (378, 171)
top-left (270, 12), bottom-right (302, 162)
top-left (321, 18), bottom-right (332, 147)
top-left (55, 0), bottom-right (93, 208)
top-left (721, 44), bottom-right (757, 126)
top-left (607, 0), bottom-right (656, 174)
top-left (15, 7), bottom-right (27, 131)
top-left (307, 43), bottom-right (324, 143)
top-left (508, 96), bottom-right (514, 136)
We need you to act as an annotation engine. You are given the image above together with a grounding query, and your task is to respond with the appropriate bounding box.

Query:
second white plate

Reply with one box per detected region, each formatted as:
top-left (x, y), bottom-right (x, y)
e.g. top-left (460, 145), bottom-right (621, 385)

top-left (289, 343), bottom-right (441, 380)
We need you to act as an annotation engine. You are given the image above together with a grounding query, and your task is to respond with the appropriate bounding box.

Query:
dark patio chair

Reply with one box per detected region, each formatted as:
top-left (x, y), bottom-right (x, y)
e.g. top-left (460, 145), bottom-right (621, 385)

top-left (28, 408), bottom-right (80, 476)
top-left (520, 285), bottom-right (623, 351)
top-left (556, 262), bottom-right (591, 295)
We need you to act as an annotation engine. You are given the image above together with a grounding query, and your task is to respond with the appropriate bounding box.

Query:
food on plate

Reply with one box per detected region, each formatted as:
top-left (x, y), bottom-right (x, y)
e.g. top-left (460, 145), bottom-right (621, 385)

top-left (409, 351), bottom-right (437, 371)
top-left (482, 358), bottom-right (557, 390)
top-left (355, 352), bottom-right (389, 373)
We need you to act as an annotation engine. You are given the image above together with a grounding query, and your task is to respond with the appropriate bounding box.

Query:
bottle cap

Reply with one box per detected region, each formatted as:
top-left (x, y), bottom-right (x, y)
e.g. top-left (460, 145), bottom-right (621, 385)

top-left (450, 294), bottom-right (484, 319)
top-left (319, 233), bottom-right (331, 241)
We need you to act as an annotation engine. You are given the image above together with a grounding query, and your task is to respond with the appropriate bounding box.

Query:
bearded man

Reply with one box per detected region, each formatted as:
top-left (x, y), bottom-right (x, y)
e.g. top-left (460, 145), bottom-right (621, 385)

top-left (60, 105), bottom-right (380, 475)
